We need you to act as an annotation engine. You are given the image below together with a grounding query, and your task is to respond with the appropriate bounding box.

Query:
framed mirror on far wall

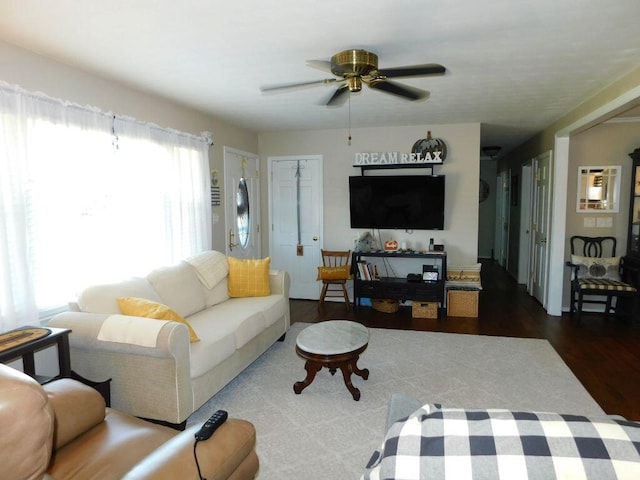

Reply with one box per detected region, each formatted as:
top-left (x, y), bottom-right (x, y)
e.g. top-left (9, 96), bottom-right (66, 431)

top-left (576, 165), bottom-right (621, 213)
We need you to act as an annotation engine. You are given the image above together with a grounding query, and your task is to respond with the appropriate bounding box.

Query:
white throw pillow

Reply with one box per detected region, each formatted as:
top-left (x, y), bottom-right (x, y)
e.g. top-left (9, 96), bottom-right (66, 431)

top-left (570, 255), bottom-right (620, 281)
top-left (147, 261), bottom-right (206, 317)
top-left (77, 277), bottom-right (161, 314)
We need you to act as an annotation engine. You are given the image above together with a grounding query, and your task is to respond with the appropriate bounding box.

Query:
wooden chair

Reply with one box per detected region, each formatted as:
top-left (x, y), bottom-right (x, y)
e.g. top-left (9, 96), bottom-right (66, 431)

top-left (317, 250), bottom-right (351, 310)
top-left (566, 236), bottom-right (637, 323)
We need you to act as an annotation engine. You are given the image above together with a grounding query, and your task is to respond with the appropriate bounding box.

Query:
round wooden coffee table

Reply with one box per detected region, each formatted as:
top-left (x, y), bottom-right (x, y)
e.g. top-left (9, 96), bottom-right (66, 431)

top-left (293, 320), bottom-right (369, 401)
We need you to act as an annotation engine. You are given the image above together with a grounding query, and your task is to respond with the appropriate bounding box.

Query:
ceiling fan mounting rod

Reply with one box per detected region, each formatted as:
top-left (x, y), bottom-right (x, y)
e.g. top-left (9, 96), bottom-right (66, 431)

top-left (348, 77), bottom-right (363, 92)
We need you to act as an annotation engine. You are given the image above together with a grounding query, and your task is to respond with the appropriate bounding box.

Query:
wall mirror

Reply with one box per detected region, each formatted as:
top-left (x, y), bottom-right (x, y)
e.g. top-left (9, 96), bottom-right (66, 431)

top-left (576, 165), bottom-right (621, 213)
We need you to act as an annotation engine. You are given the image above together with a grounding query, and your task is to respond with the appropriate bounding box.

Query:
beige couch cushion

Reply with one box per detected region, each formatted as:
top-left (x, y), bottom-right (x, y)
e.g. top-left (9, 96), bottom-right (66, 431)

top-left (78, 278), bottom-right (162, 314)
top-left (147, 261), bottom-right (206, 318)
top-left (187, 296), bottom-right (283, 377)
top-left (186, 310), bottom-right (238, 378)
top-left (198, 299), bottom-right (268, 348)
top-left (203, 277), bottom-right (230, 308)
top-left (229, 295), bottom-right (287, 327)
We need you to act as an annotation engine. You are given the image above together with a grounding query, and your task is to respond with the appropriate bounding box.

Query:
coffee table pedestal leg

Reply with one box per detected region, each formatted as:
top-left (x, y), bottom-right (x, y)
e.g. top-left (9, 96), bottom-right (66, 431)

top-left (294, 353), bottom-right (370, 401)
top-left (293, 360), bottom-right (321, 395)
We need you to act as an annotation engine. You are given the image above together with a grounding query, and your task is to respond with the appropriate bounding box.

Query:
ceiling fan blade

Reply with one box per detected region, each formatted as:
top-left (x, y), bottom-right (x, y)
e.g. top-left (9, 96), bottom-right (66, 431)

top-left (368, 80), bottom-right (430, 101)
top-left (377, 63), bottom-right (446, 78)
top-left (306, 59), bottom-right (333, 73)
top-left (326, 85), bottom-right (350, 106)
top-left (261, 78), bottom-right (337, 93)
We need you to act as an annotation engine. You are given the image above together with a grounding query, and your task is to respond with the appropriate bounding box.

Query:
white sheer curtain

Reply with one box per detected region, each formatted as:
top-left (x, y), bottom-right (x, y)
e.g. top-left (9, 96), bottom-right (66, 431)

top-left (0, 83), bottom-right (211, 332)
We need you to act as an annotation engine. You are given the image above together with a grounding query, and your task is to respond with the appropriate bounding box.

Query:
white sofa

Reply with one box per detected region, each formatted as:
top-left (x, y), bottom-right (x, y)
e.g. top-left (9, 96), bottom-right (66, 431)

top-left (48, 251), bottom-right (290, 427)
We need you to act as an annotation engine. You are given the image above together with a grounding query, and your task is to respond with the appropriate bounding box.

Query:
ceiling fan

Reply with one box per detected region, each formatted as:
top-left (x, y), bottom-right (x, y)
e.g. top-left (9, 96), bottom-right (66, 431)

top-left (261, 49), bottom-right (446, 106)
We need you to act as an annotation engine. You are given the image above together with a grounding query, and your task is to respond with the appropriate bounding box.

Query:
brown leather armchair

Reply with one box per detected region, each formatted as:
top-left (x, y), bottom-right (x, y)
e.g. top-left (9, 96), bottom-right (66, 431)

top-left (0, 364), bottom-right (258, 480)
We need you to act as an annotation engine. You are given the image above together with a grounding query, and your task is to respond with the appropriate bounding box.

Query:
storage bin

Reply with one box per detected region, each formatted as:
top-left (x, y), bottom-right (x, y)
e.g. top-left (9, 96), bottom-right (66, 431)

top-left (412, 301), bottom-right (438, 319)
top-left (447, 289), bottom-right (479, 317)
top-left (372, 299), bottom-right (399, 313)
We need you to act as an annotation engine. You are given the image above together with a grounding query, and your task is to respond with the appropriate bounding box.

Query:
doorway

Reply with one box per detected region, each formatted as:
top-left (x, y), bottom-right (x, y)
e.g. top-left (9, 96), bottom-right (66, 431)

top-left (268, 155), bottom-right (323, 299)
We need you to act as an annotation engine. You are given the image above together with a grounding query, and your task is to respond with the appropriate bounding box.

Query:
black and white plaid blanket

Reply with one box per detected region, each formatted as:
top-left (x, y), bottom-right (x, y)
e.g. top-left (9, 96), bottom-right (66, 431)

top-left (362, 404), bottom-right (640, 480)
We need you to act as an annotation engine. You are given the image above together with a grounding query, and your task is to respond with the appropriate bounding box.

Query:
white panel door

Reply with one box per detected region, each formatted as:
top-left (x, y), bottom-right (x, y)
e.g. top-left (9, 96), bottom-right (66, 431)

top-left (224, 147), bottom-right (260, 259)
top-left (269, 156), bottom-right (323, 299)
top-left (531, 151), bottom-right (552, 305)
top-left (518, 163), bottom-right (533, 286)
top-left (494, 172), bottom-right (510, 267)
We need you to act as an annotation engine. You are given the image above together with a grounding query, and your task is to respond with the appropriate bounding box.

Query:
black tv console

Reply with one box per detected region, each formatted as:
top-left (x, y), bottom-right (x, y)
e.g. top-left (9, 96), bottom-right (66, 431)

top-left (351, 250), bottom-right (447, 315)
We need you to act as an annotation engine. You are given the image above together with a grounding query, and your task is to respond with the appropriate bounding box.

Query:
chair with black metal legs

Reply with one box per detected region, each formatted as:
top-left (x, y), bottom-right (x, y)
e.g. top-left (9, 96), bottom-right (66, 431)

top-left (566, 236), bottom-right (637, 323)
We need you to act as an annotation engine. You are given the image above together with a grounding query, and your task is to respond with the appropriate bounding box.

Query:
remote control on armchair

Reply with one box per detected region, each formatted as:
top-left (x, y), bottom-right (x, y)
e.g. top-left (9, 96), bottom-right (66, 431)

top-left (195, 410), bottom-right (228, 441)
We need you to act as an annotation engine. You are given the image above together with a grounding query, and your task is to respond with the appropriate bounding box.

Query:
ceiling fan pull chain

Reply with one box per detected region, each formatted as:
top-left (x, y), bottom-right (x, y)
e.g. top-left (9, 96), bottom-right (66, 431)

top-left (348, 96), bottom-right (352, 146)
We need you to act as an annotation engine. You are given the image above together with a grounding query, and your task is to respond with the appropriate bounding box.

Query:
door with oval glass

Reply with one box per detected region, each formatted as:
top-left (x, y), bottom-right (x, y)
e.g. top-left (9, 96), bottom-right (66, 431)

top-left (224, 147), bottom-right (260, 259)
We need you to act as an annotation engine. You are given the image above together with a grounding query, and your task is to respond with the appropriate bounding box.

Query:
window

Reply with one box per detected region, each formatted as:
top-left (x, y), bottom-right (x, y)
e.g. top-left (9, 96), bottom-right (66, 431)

top-left (0, 84), bottom-right (211, 331)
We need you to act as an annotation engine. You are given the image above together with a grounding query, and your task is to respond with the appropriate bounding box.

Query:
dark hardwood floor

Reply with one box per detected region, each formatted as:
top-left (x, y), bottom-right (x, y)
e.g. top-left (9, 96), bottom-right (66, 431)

top-left (289, 260), bottom-right (640, 420)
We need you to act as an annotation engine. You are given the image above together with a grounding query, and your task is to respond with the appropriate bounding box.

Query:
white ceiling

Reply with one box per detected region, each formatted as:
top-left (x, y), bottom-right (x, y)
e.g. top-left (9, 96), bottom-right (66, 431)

top-left (1, 0), bottom-right (640, 155)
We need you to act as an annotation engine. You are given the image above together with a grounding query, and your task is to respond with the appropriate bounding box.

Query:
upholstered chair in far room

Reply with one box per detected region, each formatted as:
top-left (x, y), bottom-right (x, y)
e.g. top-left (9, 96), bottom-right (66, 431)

top-left (317, 249), bottom-right (352, 310)
top-left (0, 364), bottom-right (258, 480)
top-left (566, 235), bottom-right (637, 323)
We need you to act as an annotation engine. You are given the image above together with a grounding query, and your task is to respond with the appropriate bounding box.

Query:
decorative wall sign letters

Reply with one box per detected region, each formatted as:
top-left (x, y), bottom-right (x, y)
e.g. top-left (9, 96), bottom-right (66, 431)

top-left (353, 131), bottom-right (448, 167)
top-left (354, 151), bottom-right (443, 166)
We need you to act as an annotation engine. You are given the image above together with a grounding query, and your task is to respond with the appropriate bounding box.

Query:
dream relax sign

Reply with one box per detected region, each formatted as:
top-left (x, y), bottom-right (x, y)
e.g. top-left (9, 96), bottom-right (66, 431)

top-left (353, 151), bottom-right (444, 166)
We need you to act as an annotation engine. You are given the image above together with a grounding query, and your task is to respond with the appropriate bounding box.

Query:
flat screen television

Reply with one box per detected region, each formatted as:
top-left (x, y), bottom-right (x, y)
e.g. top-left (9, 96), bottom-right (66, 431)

top-left (349, 175), bottom-right (445, 230)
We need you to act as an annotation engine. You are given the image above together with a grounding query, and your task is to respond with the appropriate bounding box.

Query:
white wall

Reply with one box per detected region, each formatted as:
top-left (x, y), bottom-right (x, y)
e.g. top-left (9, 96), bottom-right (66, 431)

top-left (259, 123), bottom-right (481, 265)
top-left (567, 121), bottom-right (640, 246)
top-left (0, 40), bottom-right (258, 252)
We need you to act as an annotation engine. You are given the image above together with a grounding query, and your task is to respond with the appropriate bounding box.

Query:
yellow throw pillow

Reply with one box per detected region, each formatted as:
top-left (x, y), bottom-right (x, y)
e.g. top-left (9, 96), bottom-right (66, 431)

top-left (117, 297), bottom-right (200, 343)
top-left (316, 265), bottom-right (351, 281)
top-left (228, 257), bottom-right (271, 297)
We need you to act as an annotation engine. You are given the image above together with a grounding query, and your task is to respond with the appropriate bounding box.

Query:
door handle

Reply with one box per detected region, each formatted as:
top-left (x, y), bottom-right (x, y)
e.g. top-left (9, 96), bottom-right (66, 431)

top-left (229, 229), bottom-right (239, 251)
top-left (312, 236), bottom-right (318, 241)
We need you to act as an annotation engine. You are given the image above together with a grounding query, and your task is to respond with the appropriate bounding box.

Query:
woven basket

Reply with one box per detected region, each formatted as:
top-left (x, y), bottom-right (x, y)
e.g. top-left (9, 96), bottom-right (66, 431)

top-left (447, 289), bottom-right (479, 317)
top-left (412, 301), bottom-right (438, 319)
top-left (372, 299), bottom-right (399, 313)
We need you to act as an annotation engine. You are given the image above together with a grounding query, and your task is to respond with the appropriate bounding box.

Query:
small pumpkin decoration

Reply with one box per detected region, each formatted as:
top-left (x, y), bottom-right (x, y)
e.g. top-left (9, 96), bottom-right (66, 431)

top-left (384, 240), bottom-right (399, 251)
top-left (411, 131), bottom-right (447, 162)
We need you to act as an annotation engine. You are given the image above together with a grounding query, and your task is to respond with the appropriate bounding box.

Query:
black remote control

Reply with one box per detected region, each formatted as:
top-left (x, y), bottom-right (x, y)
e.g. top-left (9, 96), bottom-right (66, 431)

top-left (195, 410), bottom-right (228, 441)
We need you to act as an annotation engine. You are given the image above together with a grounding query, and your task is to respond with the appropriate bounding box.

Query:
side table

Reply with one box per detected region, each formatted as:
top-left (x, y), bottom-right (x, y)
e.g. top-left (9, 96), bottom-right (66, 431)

top-left (0, 326), bottom-right (71, 384)
top-left (0, 326), bottom-right (111, 405)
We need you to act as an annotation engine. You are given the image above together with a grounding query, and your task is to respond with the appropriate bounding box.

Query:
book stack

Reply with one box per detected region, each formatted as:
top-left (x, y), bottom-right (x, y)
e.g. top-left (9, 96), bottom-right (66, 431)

top-left (356, 261), bottom-right (377, 280)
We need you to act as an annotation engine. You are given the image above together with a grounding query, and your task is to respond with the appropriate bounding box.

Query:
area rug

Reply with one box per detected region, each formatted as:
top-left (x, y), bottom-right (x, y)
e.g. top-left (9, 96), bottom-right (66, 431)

top-left (187, 323), bottom-right (604, 479)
